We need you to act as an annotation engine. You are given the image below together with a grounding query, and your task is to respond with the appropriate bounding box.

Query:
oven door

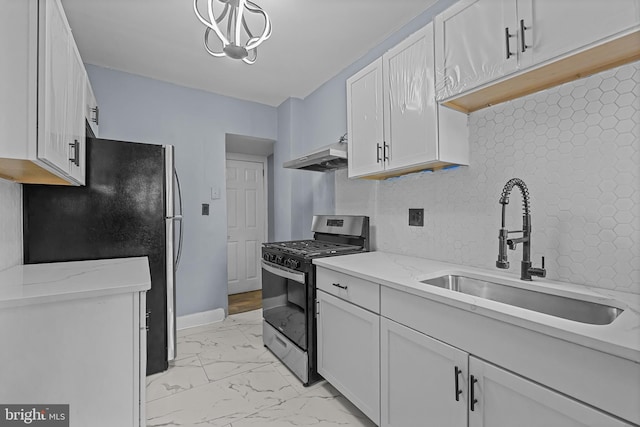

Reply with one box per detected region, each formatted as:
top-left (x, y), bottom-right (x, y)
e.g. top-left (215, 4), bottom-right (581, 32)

top-left (261, 260), bottom-right (308, 350)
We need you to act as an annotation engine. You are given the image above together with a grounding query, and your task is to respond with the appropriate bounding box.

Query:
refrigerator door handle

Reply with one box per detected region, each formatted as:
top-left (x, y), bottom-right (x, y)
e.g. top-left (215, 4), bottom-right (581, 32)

top-left (173, 166), bottom-right (184, 271)
top-left (173, 215), bottom-right (184, 272)
top-left (173, 168), bottom-right (184, 272)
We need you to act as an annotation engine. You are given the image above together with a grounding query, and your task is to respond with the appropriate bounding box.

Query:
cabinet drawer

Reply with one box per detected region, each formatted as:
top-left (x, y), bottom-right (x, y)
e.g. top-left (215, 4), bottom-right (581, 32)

top-left (316, 267), bottom-right (380, 314)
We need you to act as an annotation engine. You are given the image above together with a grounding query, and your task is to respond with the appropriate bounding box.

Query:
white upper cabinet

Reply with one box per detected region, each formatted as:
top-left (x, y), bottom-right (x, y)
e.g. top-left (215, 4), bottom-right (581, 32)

top-left (347, 58), bottom-right (385, 177)
top-left (347, 22), bottom-right (468, 180)
top-left (383, 26), bottom-right (439, 172)
top-left (525, 0), bottom-right (640, 66)
top-left (86, 76), bottom-right (100, 138)
top-left (435, 0), bottom-right (520, 98)
top-left (435, 0), bottom-right (640, 111)
top-left (0, 0), bottom-right (86, 185)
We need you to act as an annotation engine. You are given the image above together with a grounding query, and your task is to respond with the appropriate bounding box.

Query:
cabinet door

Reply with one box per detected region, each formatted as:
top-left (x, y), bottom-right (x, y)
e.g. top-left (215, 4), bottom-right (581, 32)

top-left (86, 77), bottom-right (99, 137)
top-left (522, 0), bottom-right (640, 67)
top-left (38, 0), bottom-right (72, 173)
top-left (435, 0), bottom-right (518, 99)
top-left (347, 57), bottom-right (385, 178)
top-left (380, 318), bottom-right (467, 427)
top-left (383, 23), bottom-right (438, 172)
top-left (317, 290), bottom-right (380, 424)
top-left (469, 357), bottom-right (632, 427)
top-left (66, 42), bottom-right (86, 184)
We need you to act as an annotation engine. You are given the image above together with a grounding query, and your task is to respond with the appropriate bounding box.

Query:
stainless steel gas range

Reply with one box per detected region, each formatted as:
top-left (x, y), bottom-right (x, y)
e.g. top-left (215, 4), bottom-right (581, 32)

top-left (261, 215), bottom-right (370, 385)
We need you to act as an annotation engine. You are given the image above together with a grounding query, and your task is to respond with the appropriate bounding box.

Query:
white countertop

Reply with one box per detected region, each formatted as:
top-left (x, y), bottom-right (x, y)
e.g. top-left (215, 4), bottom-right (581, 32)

top-left (0, 257), bottom-right (151, 308)
top-left (314, 251), bottom-right (640, 363)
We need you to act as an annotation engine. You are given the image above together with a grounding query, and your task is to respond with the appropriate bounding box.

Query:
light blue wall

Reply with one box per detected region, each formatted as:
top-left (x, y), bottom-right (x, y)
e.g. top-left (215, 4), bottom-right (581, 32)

top-left (84, 0), bottom-right (459, 317)
top-left (86, 65), bottom-right (277, 317)
top-left (281, 0), bottom-right (459, 238)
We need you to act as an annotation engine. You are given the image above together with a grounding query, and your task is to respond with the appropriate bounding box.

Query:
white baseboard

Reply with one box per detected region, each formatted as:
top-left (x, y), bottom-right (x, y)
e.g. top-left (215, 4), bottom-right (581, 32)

top-left (177, 308), bottom-right (225, 330)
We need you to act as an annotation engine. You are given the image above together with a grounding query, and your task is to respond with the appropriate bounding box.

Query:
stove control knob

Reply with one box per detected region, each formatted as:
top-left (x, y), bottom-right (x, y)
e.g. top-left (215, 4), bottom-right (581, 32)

top-left (288, 259), bottom-right (299, 269)
top-left (275, 255), bottom-right (284, 265)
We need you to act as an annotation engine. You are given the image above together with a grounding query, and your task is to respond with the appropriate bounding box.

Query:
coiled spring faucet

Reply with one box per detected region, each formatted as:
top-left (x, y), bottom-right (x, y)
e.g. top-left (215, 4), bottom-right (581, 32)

top-left (496, 178), bottom-right (546, 281)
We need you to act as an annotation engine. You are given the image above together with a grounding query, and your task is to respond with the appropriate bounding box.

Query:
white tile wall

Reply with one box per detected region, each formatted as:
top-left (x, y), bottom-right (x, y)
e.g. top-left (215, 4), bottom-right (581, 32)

top-left (336, 61), bottom-right (640, 294)
top-left (0, 179), bottom-right (22, 271)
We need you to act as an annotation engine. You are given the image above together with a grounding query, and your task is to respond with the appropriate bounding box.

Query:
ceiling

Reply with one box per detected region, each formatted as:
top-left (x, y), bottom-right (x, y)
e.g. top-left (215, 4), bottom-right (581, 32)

top-left (61, 0), bottom-right (439, 107)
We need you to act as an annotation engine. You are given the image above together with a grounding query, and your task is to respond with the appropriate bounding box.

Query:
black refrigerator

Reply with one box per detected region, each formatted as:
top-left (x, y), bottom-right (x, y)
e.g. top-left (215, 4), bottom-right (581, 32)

top-left (23, 137), bottom-right (183, 375)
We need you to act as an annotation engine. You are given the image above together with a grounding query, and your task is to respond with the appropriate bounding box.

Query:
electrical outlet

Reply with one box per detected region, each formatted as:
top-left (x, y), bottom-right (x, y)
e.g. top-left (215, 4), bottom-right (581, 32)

top-left (409, 208), bottom-right (424, 226)
top-left (202, 203), bottom-right (210, 216)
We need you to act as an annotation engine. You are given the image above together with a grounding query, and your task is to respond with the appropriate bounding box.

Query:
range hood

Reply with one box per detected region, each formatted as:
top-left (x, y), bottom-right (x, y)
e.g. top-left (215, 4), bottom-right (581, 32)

top-left (283, 142), bottom-right (348, 172)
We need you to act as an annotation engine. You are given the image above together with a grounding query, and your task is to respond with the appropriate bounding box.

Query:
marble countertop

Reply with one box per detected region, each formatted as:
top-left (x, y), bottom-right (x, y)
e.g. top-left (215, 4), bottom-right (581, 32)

top-left (314, 251), bottom-right (640, 363)
top-left (0, 257), bottom-right (151, 308)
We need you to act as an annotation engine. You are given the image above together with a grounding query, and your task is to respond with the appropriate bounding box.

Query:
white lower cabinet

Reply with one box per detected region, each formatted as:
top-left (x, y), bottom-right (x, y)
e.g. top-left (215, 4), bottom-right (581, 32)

top-left (317, 289), bottom-right (380, 424)
top-left (0, 291), bottom-right (146, 427)
top-left (381, 317), bottom-right (629, 427)
top-left (380, 317), bottom-right (467, 427)
top-left (469, 357), bottom-right (630, 427)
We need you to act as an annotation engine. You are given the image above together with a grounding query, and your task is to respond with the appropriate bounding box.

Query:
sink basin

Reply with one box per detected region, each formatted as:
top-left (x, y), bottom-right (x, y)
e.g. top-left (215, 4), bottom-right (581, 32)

top-left (420, 275), bottom-right (623, 325)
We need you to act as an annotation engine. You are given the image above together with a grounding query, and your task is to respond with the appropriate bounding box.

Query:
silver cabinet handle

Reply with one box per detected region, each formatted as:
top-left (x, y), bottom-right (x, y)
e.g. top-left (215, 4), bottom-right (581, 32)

top-left (69, 140), bottom-right (80, 166)
top-left (91, 106), bottom-right (99, 125)
top-left (383, 143), bottom-right (389, 161)
top-left (332, 282), bottom-right (348, 290)
top-left (376, 143), bottom-right (382, 163)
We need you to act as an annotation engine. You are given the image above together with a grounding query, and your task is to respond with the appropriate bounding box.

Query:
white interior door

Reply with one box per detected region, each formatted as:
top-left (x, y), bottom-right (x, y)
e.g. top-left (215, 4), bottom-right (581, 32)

top-left (226, 158), bottom-right (265, 295)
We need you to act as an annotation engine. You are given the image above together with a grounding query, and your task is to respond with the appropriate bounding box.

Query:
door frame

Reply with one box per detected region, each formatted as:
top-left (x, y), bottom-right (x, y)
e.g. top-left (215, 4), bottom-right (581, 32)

top-left (225, 152), bottom-right (269, 294)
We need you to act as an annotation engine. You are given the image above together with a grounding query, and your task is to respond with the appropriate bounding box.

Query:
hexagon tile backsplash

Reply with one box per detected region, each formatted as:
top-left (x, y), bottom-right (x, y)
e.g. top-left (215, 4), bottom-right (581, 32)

top-left (336, 61), bottom-right (639, 294)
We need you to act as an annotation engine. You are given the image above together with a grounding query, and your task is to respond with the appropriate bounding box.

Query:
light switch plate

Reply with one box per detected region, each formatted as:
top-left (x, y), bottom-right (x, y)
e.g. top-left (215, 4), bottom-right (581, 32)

top-left (202, 203), bottom-right (210, 216)
top-left (409, 208), bottom-right (424, 226)
top-left (211, 187), bottom-right (221, 200)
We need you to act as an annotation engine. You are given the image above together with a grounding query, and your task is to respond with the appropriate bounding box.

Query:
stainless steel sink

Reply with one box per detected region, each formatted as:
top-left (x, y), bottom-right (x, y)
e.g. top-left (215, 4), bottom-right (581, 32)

top-left (420, 275), bottom-right (623, 325)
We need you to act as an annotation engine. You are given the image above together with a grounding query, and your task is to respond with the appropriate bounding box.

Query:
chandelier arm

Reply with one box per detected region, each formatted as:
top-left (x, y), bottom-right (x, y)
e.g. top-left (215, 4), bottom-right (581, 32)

top-left (242, 16), bottom-right (254, 40)
top-left (226, 6), bottom-right (235, 44)
top-left (242, 48), bottom-right (257, 64)
top-left (207, 0), bottom-right (229, 45)
top-left (234, 0), bottom-right (247, 48)
top-left (245, 0), bottom-right (272, 38)
top-left (215, 3), bottom-right (230, 24)
top-left (243, 3), bottom-right (271, 50)
top-left (203, 27), bottom-right (226, 57)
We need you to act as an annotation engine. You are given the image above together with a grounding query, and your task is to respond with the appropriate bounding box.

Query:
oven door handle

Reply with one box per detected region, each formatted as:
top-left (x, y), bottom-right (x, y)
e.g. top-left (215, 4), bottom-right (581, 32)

top-left (262, 260), bottom-right (306, 284)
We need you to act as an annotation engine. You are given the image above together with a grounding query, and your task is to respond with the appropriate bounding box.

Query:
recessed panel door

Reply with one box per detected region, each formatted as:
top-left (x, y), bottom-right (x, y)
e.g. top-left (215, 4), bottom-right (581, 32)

top-left (226, 159), bottom-right (265, 295)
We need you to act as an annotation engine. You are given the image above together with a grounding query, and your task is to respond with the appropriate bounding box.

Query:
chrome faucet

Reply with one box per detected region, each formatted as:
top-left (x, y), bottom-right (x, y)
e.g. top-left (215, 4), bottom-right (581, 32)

top-left (496, 178), bottom-right (546, 281)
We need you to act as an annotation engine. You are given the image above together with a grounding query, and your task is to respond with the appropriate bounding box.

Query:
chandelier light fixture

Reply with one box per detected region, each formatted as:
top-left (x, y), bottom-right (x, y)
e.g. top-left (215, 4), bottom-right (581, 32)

top-left (193, 0), bottom-right (272, 65)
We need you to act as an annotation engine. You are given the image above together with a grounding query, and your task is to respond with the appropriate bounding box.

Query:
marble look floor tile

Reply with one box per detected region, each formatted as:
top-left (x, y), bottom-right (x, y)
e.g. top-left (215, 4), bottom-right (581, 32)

top-left (222, 383), bottom-right (376, 427)
top-left (146, 364), bottom-right (298, 427)
top-left (177, 321), bottom-right (224, 338)
top-left (177, 327), bottom-right (251, 360)
top-left (271, 361), bottom-right (328, 395)
top-left (198, 336), bottom-right (277, 382)
top-left (146, 356), bottom-right (209, 402)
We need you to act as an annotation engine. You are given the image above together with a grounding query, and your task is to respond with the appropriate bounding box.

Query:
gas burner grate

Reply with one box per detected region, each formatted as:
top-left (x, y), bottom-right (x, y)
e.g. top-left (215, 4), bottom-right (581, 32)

top-left (264, 239), bottom-right (362, 257)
